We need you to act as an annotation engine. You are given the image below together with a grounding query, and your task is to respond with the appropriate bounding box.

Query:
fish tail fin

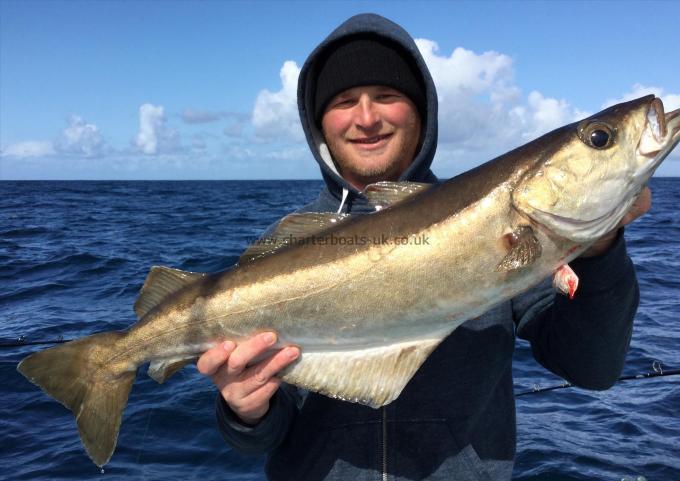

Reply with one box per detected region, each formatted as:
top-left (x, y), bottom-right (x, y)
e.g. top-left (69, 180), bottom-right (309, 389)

top-left (17, 331), bottom-right (136, 467)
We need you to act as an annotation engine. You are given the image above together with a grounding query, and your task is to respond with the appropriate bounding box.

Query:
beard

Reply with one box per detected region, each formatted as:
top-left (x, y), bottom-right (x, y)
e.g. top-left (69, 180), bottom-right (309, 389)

top-left (326, 131), bottom-right (421, 188)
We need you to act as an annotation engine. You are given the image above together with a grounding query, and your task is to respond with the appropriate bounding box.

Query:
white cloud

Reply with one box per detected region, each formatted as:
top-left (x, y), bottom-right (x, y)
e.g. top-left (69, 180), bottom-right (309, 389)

top-left (58, 115), bottom-right (104, 156)
top-left (135, 103), bottom-right (179, 154)
top-left (220, 143), bottom-right (257, 161)
top-left (136, 104), bottom-right (164, 154)
top-left (415, 38), bottom-right (586, 163)
top-left (262, 145), bottom-right (308, 161)
top-left (416, 40), bottom-right (518, 101)
top-left (252, 60), bottom-right (304, 140)
top-left (2, 140), bottom-right (56, 158)
top-left (2, 115), bottom-right (104, 159)
top-left (525, 91), bottom-right (573, 130)
top-left (664, 95), bottom-right (680, 112)
top-left (602, 84), bottom-right (680, 164)
top-left (603, 83), bottom-right (680, 112)
top-left (511, 91), bottom-right (590, 141)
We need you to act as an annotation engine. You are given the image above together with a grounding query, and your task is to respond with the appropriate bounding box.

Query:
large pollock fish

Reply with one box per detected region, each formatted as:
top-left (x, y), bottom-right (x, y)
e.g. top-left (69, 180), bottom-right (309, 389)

top-left (18, 95), bottom-right (680, 466)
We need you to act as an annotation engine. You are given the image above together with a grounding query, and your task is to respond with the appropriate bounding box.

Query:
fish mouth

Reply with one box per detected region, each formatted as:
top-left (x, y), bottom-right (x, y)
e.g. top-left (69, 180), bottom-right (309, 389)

top-left (637, 98), bottom-right (666, 157)
top-left (635, 99), bottom-right (680, 180)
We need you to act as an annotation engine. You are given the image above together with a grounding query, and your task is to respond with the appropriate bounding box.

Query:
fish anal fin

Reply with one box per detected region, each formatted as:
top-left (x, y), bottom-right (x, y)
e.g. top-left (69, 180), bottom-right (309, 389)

top-left (280, 337), bottom-right (443, 408)
top-left (239, 212), bottom-right (352, 264)
top-left (147, 357), bottom-right (196, 384)
top-left (134, 266), bottom-right (207, 319)
top-left (496, 225), bottom-right (542, 272)
top-left (363, 181), bottom-right (431, 210)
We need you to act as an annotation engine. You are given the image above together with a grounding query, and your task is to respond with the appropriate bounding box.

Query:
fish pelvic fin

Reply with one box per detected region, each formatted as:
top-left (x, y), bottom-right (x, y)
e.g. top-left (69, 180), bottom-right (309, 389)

top-left (148, 356), bottom-right (196, 383)
top-left (280, 337), bottom-right (443, 408)
top-left (17, 331), bottom-right (136, 467)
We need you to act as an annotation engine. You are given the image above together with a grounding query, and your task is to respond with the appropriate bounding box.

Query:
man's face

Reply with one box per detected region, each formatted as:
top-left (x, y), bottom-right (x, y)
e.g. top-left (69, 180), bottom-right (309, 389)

top-left (321, 85), bottom-right (421, 190)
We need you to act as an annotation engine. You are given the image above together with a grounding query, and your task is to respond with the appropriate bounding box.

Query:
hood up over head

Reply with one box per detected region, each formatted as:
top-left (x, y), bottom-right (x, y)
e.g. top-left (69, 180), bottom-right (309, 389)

top-left (297, 13), bottom-right (439, 213)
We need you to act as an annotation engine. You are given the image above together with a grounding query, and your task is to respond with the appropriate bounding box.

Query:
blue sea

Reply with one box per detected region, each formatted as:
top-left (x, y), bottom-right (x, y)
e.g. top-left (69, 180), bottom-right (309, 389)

top-left (1, 179), bottom-right (678, 481)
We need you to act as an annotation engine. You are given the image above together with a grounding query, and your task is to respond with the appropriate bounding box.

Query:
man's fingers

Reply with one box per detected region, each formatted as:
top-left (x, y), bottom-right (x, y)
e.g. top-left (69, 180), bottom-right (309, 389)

top-left (199, 335), bottom-right (299, 425)
top-left (196, 341), bottom-right (235, 376)
top-left (235, 378), bottom-right (283, 421)
top-left (241, 346), bottom-right (300, 393)
top-left (244, 378), bottom-right (282, 406)
top-left (226, 332), bottom-right (278, 377)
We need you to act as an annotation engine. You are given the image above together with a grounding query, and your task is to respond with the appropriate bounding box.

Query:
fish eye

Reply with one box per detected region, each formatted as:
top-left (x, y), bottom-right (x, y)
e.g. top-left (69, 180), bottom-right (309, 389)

top-left (578, 120), bottom-right (615, 149)
top-left (590, 129), bottom-right (610, 147)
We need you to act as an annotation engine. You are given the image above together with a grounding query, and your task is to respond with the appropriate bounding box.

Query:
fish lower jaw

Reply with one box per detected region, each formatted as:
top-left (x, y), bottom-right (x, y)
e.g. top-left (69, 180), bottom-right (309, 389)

top-left (529, 205), bottom-right (624, 243)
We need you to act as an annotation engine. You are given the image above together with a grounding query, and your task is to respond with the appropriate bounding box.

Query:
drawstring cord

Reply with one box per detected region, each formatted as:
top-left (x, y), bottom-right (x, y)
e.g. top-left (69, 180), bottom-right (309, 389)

top-left (337, 187), bottom-right (349, 214)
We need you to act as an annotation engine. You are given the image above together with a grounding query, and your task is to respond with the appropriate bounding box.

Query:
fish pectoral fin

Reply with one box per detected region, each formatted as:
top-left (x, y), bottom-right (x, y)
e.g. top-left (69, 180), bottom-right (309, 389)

top-left (134, 266), bottom-right (207, 319)
top-left (280, 337), bottom-right (443, 408)
top-left (239, 212), bottom-right (353, 264)
top-left (496, 225), bottom-right (542, 272)
top-left (147, 357), bottom-right (196, 383)
top-left (362, 181), bottom-right (431, 210)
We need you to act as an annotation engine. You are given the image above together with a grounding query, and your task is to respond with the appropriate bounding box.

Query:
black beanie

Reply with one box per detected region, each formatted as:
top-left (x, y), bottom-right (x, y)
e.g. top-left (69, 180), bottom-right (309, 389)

top-left (314, 35), bottom-right (426, 124)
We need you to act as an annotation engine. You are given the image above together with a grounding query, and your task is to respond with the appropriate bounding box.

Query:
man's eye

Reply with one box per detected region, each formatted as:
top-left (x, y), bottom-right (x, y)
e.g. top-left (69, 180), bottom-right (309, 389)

top-left (333, 99), bottom-right (355, 108)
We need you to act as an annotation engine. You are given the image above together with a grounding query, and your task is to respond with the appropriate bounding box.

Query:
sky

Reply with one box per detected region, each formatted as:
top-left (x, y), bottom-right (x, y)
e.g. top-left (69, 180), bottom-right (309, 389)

top-left (1, 0), bottom-right (679, 180)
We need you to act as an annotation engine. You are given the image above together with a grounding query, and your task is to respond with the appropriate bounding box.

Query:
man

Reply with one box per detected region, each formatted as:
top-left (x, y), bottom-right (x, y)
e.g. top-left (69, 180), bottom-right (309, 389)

top-left (198, 13), bottom-right (648, 481)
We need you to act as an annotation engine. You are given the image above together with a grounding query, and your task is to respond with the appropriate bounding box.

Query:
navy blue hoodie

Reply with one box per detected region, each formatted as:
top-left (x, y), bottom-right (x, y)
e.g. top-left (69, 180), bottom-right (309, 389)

top-left (215, 13), bottom-right (638, 481)
top-left (296, 13), bottom-right (439, 214)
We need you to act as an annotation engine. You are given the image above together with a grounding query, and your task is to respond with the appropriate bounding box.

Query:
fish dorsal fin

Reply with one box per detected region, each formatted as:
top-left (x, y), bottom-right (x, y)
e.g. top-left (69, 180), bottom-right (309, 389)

top-left (134, 266), bottom-right (207, 319)
top-left (362, 181), bottom-right (431, 210)
top-left (280, 336), bottom-right (444, 408)
top-left (239, 212), bottom-right (352, 264)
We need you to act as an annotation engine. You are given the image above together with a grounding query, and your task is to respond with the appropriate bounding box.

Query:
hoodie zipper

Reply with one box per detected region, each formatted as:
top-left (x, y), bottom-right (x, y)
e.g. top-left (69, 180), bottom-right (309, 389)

top-left (381, 406), bottom-right (387, 481)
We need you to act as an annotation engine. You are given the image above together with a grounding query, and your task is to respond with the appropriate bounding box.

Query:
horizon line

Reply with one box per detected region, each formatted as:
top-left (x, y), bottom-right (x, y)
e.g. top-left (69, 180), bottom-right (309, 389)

top-left (1, 175), bottom-right (679, 181)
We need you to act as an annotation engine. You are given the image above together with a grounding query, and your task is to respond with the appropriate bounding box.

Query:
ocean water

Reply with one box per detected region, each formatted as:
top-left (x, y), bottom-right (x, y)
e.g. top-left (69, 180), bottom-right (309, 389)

top-left (0, 179), bottom-right (678, 481)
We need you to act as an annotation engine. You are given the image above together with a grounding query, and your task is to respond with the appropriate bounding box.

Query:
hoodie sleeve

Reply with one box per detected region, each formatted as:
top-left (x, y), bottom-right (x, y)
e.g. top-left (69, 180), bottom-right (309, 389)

top-left (513, 229), bottom-right (639, 390)
top-left (215, 383), bottom-right (300, 455)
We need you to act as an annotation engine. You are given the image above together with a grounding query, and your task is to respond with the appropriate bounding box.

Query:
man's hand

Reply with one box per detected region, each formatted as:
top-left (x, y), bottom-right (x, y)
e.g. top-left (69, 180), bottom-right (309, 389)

top-left (581, 186), bottom-right (652, 257)
top-left (197, 332), bottom-right (300, 426)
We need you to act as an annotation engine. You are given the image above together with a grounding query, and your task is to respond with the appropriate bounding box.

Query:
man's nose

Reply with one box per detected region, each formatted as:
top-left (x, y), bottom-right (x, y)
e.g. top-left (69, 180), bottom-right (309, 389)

top-left (354, 95), bottom-right (380, 129)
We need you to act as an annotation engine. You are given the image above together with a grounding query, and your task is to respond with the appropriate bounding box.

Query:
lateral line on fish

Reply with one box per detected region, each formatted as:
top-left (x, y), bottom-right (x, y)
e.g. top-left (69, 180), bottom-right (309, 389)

top-left (104, 257), bottom-right (382, 364)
